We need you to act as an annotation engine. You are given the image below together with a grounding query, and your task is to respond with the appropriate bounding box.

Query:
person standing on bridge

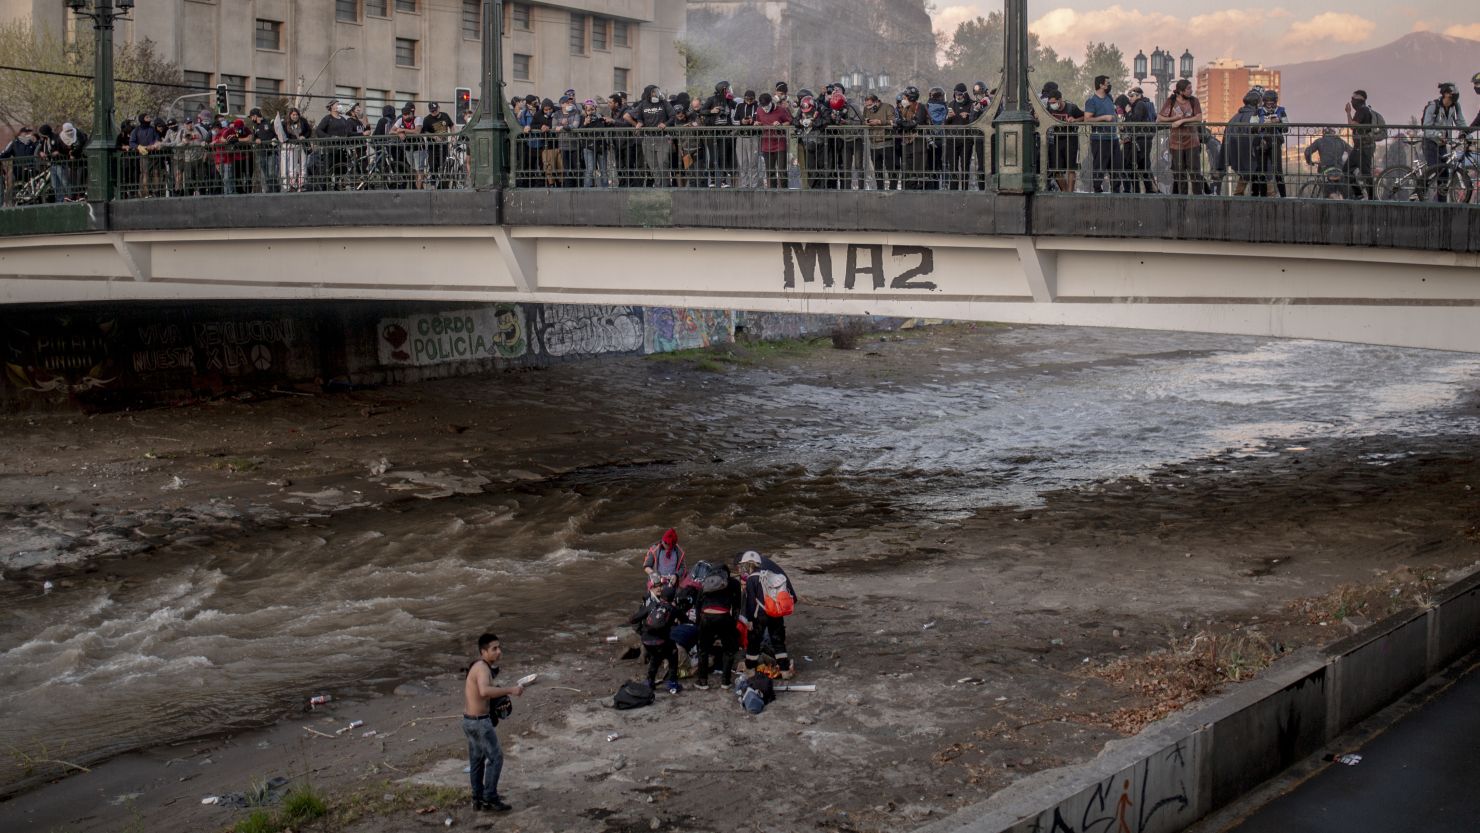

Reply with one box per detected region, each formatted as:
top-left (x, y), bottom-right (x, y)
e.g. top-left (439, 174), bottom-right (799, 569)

top-left (755, 93), bottom-right (791, 188)
top-left (1343, 90), bottom-right (1380, 201)
top-left (1158, 78), bottom-right (1204, 196)
top-left (631, 85), bottom-right (674, 187)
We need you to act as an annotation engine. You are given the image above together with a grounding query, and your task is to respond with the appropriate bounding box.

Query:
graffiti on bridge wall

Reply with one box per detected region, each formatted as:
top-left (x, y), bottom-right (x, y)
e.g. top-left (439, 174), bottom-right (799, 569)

top-left (4, 315), bottom-right (118, 398)
top-left (131, 318), bottom-right (305, 379)
top-left (1016, 739), bottom-right (1193, 833)
top-left (379, 305), bottom-right (528, 366)
top-left (534, 304), bottom-right (644, 357)
top-left (781, 243), bottom-right (938, 291)
top-left (643, 308), bottom-right (735, 354)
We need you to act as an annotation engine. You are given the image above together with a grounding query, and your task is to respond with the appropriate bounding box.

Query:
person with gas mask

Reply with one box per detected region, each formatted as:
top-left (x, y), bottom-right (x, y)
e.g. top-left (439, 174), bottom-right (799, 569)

top-left (970, 82), bottom-right (992, 188)
top-left (794, 91), bottom-right (829, 190)
top-left (825, 83), bottom-right (862, 190)
top-left (1255, 89), bottom-right (1288, 197)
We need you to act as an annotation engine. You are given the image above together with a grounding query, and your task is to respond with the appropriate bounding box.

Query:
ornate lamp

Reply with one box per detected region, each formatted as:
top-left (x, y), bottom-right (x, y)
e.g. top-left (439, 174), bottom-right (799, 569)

top-left (1133, 50), bottom-right (1147, 84)
top-left (1179, 49), bottom-right (1194, 80)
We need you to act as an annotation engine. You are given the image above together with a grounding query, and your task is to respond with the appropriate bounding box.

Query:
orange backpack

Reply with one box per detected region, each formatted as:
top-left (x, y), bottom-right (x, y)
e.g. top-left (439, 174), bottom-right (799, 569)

top-left (757, 570), bottom-right (795, 617)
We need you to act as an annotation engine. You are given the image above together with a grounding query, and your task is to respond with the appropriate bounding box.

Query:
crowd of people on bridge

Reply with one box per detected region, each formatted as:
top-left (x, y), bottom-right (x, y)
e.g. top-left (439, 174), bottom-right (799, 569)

top-left (5, 72), bottom-right (1480, 203)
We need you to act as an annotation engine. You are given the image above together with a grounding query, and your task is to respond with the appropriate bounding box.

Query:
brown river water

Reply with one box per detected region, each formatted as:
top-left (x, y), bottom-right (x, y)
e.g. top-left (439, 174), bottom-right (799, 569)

top-left (1, 324), bottom-right (1477, 796)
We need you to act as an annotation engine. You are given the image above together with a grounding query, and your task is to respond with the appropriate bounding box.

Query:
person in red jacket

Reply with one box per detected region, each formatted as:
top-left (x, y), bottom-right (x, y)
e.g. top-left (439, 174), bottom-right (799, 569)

top-left (754, 93), bottom-right (792, 188)
top-left (212, 118), bottom-right (249, 195)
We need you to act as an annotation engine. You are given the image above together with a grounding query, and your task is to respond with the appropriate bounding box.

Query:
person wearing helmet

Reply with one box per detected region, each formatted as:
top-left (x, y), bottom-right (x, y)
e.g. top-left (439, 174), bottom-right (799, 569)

top-left (794, 92), bottom-right (828, 190)
top-left (1303, 126), bottom-right (1351, 198)
top-left (702, 81), bottom-right (736, 187)
top-left (894, 86), bottom-right (928, 189)
top-left (737, 551), bottom-right (799, 680)
top-left (923, 87), bottom-right (947, 188)
top-left (1420, 82), bottom-right (1466, 201)
top-left (825, 82), bottom-right (863, 189)
top-left (1223, 89), bottom-right (1268, 196)
top-left (969, 82), bottom-right (992, 188)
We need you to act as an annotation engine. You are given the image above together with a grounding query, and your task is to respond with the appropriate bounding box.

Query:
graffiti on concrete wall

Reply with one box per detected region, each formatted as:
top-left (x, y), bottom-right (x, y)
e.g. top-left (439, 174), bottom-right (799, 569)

top-left (643, 308), bottom-right (735, 354)
top-left (1015, 740), bottom-right (1193, 833)
top-left (781, 243), bottom-right (937, 291)
top-left (379, 305), bottom-right (528, 366)
top-left (129, 318), bottom-right (304, 378)
top-left (535, 304), bottom-right (644, 357)
top-left (4, 315), bottom-right (118, 397)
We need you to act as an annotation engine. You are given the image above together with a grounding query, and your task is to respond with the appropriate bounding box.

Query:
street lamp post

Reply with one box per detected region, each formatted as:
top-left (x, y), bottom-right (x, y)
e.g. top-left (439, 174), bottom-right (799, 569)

top-left (470, 0), bottom-right (509, 189)
top-left (67, 0), bottom-right (133, 203)
top-left (1179, 49), bottom-right (1195, 81)
top-left (994, 0), bottom-right (1035, 193)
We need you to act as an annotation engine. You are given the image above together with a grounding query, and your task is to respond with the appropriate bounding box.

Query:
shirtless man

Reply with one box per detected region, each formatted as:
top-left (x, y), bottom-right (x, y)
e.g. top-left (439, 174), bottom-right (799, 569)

top-left (462, 632), bottom-right (524, 812)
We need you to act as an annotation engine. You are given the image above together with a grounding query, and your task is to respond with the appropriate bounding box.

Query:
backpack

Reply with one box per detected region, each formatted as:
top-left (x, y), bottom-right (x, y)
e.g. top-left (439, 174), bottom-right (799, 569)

top-left (613, 680), bottom-right (655, 710)
top-left (757, 570), bottom-right (795, 618)
top-left (644, 599), bottom-right (674, 631)
top-left (735, 674), bottom-right (775, 714)
top-left (691, 561), bottom-right (729, 595)
top-left (1357, 108), bottom-right (1385, 142)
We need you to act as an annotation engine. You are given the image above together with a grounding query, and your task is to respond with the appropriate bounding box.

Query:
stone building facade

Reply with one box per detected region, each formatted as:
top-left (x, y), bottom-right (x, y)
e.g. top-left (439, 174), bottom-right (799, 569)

top-left (1, 0), bottom-right (685, 117)
top-left (684, 0), bottom-right (934, 94)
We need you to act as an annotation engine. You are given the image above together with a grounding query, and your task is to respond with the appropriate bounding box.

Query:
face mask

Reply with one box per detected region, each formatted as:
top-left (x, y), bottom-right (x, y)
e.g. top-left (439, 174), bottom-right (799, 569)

top-left (649, 96), bottom-right (659, 104)
top-left (1050, 102), bottom-right (1062, 111)
top-left (1351, 98), bottom-right (1364, 109)
top-left (563, 105), bottom-right (573, 113)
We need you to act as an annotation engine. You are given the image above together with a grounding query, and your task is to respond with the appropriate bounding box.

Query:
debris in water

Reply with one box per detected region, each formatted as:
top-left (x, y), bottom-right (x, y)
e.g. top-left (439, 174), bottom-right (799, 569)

top-left (957, 677), bottom-right (985, 685)
top-left (606, 733), bottom-right (621, 742)
top-left (922, 621), bottom-right (937, 630)
top-left (369, 457), bottom-right (391, 476)
top-left (309, 694), bottom-right (331, 707)
top-left (201, 796), bottom-right (220, 805)
top-left (347, 720), bottom-right (364, 730)
top-left (42, 581), bottom-right (54, 594)
top-left (1325, 753), bottom-right (1362, 766)
top-left (161, 475), bottom-right (186, 491)
top-left (362, 730), bottom-right (377, 738)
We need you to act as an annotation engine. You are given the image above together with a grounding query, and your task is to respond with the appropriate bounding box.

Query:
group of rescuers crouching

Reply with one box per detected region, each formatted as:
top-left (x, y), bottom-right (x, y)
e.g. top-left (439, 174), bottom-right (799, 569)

top-left (459, 527), bottom-right (799, 813)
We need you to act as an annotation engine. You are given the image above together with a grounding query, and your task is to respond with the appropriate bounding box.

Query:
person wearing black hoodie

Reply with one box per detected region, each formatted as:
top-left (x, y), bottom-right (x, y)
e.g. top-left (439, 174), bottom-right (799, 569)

top-left (691, 563), bottom-right (742, 689)
top-left (630, 85), bottom-right (673, 187)
top-left (701, 81), bottom-right (736, 187)
top-left (1223, 89), bottom-right (1266, 196)
top-left (943, 83), bottom-right (975, 190)
top-left (733, 90), bottom-right (761, 188)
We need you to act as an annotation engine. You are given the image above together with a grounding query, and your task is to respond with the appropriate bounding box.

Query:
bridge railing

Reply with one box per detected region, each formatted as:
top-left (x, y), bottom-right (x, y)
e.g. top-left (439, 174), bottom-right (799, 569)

top-left (1, 157), bottom-right (89, 207)
top-left (109, 134), bottom-right (473, 199)
top-left (510, 125), bottom-right (995, 192)
top-left (1036, 119), bottom-right (1477, 202)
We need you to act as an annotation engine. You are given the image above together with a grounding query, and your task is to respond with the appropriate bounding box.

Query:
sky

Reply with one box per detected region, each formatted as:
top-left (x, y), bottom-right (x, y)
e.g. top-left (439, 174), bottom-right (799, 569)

top-left (931, 1), bottom-right (1480, 66)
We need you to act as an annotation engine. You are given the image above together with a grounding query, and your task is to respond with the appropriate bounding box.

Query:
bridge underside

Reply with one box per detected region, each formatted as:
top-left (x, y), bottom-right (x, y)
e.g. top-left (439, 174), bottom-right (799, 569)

top-left (1, 224), bottom-right (1477, 353)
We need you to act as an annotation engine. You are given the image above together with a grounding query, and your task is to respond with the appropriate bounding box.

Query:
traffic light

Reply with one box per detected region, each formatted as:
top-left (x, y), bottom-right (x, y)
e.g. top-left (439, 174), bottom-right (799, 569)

top-left (455, 87), bottom-right (472, 124)
top-left (215, 83), bottom-right (229, 115)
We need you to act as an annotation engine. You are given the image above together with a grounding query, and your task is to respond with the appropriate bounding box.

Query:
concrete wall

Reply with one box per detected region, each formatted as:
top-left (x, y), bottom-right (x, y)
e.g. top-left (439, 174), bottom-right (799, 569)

top-left (915, 568), bottom-right (1480, 833)
top-left (0, 298), bottom-right (891, 411)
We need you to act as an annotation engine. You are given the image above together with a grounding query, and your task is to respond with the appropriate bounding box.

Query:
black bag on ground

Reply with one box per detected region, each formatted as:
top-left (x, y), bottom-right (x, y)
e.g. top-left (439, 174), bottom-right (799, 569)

top-left (614, 680), bottom-right (655, 710)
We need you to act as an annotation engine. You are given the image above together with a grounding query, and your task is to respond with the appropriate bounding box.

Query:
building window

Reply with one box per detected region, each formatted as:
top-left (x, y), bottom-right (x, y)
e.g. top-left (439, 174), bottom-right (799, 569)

top-left (462, 0), bottom-right (481, 38)
top-left (613, 20), bottom-right (629, 47)
top-left (335, 0), bottom-right (358, 23)
top-left (335, 85), bottom-right (360, 106)
top-left (364, 88), bottom-right (389, 119)
top-left (395, 0), bottom-right (417, 12)
top-left (254, 77), bottom-right (282, 106)
top-left (184, 69), bottom-right (212, 94)
top-left (512, 53), bottom-right (531, 81)
top-left (613, 67), bottom-right (629, 94)
top-left (592, 18), bottom-right (608, 51)
top-left (255, 19), bottom-right (282, 50)
top-left (396, 90), bottom-right (418, 109)
top-left (221, 74), bottom-right (247, 113)
top-left (395, 38), bottom-right (418, 67)
top-left (569, 13), bottom-right (587, 55)
top-left (512, 3), bottom-right (531, 30)
top-left (365, 0), bottom-right (388, 16)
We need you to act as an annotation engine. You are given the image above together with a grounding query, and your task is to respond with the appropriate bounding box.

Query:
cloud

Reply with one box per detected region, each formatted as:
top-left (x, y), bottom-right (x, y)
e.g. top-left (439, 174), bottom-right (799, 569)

top-left (1442, 22), bottom-right (1480, 40)
top-left (1278, 12), bottom-right (1376, 47)
top-left (934, 4), bottom-right (1391, 66)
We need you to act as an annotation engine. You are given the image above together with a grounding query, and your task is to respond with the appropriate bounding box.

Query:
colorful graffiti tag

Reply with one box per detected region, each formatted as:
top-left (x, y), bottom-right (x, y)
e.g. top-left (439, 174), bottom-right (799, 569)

top-left (379, 305), bottom-right (528, 366)
top-left (643, 308), bottom-right (735, 354)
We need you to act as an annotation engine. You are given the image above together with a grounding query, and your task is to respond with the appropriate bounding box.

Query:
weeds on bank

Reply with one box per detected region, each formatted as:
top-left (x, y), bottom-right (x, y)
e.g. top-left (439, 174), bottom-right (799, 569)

top-left (229, 784), bottom-right (328, 833)
top-left (4, 740), bottom-right (90, 779)
top-left (644, 336), bottom-right (832, 372)
top-left (1086, 630), bottom-right (1282, 735)
top-left (1288, 565), bottom-right (1447, 625)
top-left (329, 781), bottom-right (466, 827)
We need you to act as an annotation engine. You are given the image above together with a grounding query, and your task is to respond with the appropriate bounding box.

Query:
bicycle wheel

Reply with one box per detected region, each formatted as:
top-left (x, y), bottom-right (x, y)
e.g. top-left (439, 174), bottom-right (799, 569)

top-left (1374, 166), bottom-right (1418, 201)
top-left (328, 164), bottom-right (364, 192)
top-left (1430, 165), bottom-right (1473, 204)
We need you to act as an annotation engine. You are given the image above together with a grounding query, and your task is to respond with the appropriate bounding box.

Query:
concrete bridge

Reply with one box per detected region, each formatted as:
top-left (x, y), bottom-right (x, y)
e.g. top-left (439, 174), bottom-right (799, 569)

top-left (2, 189), bottom-right (1478, 352)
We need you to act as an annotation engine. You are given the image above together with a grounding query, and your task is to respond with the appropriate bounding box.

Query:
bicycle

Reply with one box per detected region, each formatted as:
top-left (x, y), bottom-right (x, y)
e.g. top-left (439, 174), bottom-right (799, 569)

top-left (329, 142), bottom-right (413, 191)
top-left (1374, 136), bottom-right (1474, 203)
top-left (12, 163), bottom-right (54, 206)
top-left (1297, 163), bottom-right (1349, 199)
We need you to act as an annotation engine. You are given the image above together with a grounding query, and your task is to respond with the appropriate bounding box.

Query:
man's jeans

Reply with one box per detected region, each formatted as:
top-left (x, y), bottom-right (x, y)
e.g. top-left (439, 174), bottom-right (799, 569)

top-left (461, 716), bottom-right (503, 803)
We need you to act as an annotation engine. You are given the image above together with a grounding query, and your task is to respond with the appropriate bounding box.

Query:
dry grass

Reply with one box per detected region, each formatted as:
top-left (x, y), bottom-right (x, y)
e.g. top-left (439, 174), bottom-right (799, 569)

top-left (1085, 630), bottom-right (1282, 735)
top-left (1286, 565), bottom-right (1448, 625)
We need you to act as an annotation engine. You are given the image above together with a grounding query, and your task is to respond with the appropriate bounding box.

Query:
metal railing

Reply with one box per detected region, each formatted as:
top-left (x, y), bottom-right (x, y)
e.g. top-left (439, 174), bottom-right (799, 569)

top-left (1, 157), bottom-right (88, 207)
top-left (511, 125), bottom-right (996, 192)
top-left (1035, 118), bottom-right (1477, 203)
top-left (110, 134), bottom-right (472, 199)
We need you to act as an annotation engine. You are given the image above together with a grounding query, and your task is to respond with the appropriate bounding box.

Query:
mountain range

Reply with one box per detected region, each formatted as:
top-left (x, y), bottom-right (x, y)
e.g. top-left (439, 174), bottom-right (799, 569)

top-left (1271, 32), bottom-right (1479, 124)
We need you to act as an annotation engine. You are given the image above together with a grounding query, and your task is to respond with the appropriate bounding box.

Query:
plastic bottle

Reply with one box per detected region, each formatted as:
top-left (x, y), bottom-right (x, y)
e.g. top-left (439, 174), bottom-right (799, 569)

top-left (309, 694), bottom-right (331, 707)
